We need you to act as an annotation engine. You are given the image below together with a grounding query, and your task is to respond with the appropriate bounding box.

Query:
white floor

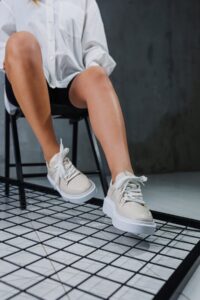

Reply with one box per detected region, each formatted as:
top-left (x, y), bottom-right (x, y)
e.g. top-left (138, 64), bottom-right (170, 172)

top-left (25, 171), bottom-right (200, 300)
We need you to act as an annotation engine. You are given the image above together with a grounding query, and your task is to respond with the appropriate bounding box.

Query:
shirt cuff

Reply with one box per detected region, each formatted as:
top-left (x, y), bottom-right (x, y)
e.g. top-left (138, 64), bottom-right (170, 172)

top-left (87, 62), bottom-right (100, 67)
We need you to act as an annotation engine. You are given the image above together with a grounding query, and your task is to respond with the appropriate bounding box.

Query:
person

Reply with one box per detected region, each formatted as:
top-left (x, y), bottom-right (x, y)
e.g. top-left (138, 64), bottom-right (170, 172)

top-left (0, 0), bottom-right (156, 235)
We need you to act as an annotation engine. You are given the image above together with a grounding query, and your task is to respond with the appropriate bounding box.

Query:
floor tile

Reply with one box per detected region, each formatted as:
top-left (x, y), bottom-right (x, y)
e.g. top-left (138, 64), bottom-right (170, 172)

top-left (65, 243), bottom-right (95, 256)
top-left (97, 265), bottom-right (133, 283)
top-left (44, 236), bottom-right (73, 249)
top-left (59, 289), bottom-right (100, 299)
top-left (9, 292), bottom-right (39, 299)
top-left (0, 260), bottom-right (18, 277)
top-left (88, 249), bottom-right (119, 264)
top-left (48, 250), bottom-right (80, 265)
top-left (140, 263), bottom-right (174, 280)
top-left (151, 254), bottom-right (182, 269)
top-left (112, 256), bottom-right (145, 272)
top-left (72, 257), bottom-right (105, 274)
top-left (0, 243), bottom-right (19, 258)
top-left (6, 236), bottom-right (36, 250)
top-left (125, 247), bottom-right (155, 261)
top-left (127, 273), bottom-right (164, 294)
top-left (51, 266), bottom-right (90, 287)
top-left (5, 250), bottom-right (40, 267)
top-left (79, 275), bottom-right (120, 298)
top-left (110, 285), bottom-right (153, 300)
top-left (27, 278), bottom-right (68, 300)
top-left (27, 258), bottom-right (63, 277)
top-left (0, 282), bottom-right (18, 300)
top-left (2, 268), bottom-right (44, 290)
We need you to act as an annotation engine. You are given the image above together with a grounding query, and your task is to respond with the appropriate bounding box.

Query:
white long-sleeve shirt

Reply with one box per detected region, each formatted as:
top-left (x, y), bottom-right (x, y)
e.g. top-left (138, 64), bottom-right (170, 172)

top-left (0, 0), bottom-right (117, 88)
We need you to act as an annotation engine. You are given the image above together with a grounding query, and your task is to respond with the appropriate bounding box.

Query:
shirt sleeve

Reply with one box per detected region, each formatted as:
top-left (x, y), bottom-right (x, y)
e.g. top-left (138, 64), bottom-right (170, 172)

top-left (0, 0), bottom-right (16, 73)
top-left (81, 0), bottom-right (117, 76)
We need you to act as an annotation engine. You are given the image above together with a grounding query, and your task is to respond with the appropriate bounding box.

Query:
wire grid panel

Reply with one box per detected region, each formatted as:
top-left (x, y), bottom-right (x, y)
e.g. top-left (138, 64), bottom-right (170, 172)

top-left (0, 182), bottom-right (200, 300)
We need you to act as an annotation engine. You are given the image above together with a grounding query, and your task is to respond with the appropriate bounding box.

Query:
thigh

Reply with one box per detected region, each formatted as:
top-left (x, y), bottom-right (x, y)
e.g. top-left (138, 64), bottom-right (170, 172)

top-left (5, 73), bottom-right (52, 108)
top-left (5, 72), bottom-right (52, 107)
top-left (5, 72), bottom-right (86, 111)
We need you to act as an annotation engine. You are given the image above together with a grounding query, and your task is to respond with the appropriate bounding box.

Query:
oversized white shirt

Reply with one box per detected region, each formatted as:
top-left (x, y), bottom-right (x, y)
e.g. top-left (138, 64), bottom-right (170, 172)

top-left (0, 0), bottom-right (117, 88)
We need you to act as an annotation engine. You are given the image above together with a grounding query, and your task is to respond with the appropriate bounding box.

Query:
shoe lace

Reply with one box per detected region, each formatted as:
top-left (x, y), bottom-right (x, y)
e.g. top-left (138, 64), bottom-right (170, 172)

top-left (119, 175), bottom-right (147, 206)
top-left (54, 138), bottom-right (80, 186)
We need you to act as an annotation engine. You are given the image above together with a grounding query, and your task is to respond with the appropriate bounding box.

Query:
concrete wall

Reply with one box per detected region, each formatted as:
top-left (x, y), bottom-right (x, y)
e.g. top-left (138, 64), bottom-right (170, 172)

top-left (0, 0), bottom-right (200, 179)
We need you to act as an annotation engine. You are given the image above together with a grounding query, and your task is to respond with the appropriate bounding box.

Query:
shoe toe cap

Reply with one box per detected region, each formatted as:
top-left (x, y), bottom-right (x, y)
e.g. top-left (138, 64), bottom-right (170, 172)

top-left (118, 202), bottom-right (153, 222)
top-left (61, 173), bottom-right (93, 194)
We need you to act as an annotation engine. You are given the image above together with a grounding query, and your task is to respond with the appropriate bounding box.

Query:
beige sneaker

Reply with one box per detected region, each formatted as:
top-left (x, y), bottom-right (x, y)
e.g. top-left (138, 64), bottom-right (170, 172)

top-left (46, 138), bottom-right (96, 204)
top-left (103, 170), bottom-right (156, 235)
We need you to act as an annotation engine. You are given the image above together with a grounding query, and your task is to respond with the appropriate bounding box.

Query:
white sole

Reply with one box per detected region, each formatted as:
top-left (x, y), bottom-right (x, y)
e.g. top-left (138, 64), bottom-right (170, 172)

top-left (47, 174), bottom-right (97, 204)
top-left (103, 196), bottom-right (156, 235)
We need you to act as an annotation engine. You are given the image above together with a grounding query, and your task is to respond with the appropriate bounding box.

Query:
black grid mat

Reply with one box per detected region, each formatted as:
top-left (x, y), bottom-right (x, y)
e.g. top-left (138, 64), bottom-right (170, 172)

top-left (0, 181), bottom-right (200, 300)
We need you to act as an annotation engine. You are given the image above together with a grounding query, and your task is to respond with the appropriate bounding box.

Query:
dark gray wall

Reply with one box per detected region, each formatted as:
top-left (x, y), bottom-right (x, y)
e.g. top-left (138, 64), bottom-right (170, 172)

top-left (0, 0), bottom-right (200, 178)
top-left (101, 0), bottom-right (200, 173)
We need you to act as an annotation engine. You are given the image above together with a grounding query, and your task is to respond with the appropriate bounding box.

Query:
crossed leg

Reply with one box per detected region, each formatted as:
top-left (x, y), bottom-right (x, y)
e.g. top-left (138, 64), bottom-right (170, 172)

top-left (4, 31), bottom-right (134, 183)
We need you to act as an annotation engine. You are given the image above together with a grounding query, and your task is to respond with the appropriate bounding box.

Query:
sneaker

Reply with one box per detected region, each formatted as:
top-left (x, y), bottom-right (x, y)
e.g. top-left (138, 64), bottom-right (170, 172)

top-left (103, 170), bottom-right (156, 235)
top-left (46, 138), bottom-right (96, 204)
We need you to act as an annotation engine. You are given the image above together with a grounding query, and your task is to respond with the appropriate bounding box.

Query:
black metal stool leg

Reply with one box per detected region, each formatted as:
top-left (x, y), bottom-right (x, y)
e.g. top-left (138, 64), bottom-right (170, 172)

top-left (71, 119), bottom-right (78, 166)
top-left (10, 114), bottom-right (26, 209)
top-left (5, 109), bottom-right (10, 196)
top-left (84, 116), bottom-right (108, 196)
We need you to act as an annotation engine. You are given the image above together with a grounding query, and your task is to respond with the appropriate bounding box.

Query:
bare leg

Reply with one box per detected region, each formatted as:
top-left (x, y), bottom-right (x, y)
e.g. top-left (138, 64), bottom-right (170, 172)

top-left (68, 66), bottom-right (134, 183)
top-left (4, 32), bottom-right (59, 162)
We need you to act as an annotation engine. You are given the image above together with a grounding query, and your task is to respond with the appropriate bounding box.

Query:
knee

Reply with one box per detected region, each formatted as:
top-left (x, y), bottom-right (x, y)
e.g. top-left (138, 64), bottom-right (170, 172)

top-left (87, 66), bottom-right (110, 87)
top-left (4, 31), bottom-right (41, 70)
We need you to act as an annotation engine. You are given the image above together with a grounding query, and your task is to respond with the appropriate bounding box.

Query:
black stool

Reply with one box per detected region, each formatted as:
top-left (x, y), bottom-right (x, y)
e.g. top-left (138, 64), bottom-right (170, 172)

top-left (4, 75), bottom-right (109, 209)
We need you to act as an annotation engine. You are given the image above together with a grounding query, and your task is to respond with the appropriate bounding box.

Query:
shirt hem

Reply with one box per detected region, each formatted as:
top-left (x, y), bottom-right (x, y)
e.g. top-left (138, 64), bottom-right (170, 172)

top-left (44, 70), bottom-right (83, 89)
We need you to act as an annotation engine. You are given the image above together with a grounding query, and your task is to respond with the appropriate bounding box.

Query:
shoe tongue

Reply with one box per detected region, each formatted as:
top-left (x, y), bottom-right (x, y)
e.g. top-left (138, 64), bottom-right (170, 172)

top-left (113, 171), bottom-right (135, 188)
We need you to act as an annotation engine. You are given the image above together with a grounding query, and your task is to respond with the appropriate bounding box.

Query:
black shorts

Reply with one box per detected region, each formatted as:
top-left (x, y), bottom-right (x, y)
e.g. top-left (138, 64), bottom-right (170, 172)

top-left (5, 73), bottom-right (85, 112)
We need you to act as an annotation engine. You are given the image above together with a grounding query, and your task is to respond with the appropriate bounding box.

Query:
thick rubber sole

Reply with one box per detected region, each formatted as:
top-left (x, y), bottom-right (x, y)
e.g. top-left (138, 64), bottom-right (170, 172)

top-left (103, 196), bottom-right (156, 235)
top-left (47, 174), bottom-right (97, 204)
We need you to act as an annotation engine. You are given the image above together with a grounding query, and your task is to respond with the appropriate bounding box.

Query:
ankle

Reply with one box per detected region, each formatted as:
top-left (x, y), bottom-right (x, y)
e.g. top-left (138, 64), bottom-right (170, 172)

top-left (111, 168), bottom-right (134, 184)
top-left (44, 145), bottom-right (60, 164)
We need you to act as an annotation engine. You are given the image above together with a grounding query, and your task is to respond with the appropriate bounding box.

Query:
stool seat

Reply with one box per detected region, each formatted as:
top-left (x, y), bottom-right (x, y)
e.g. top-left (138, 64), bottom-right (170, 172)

top-left (51, 103), bottom-right (88, 119)
top-left (13, 102), bottom-right (89, 120)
